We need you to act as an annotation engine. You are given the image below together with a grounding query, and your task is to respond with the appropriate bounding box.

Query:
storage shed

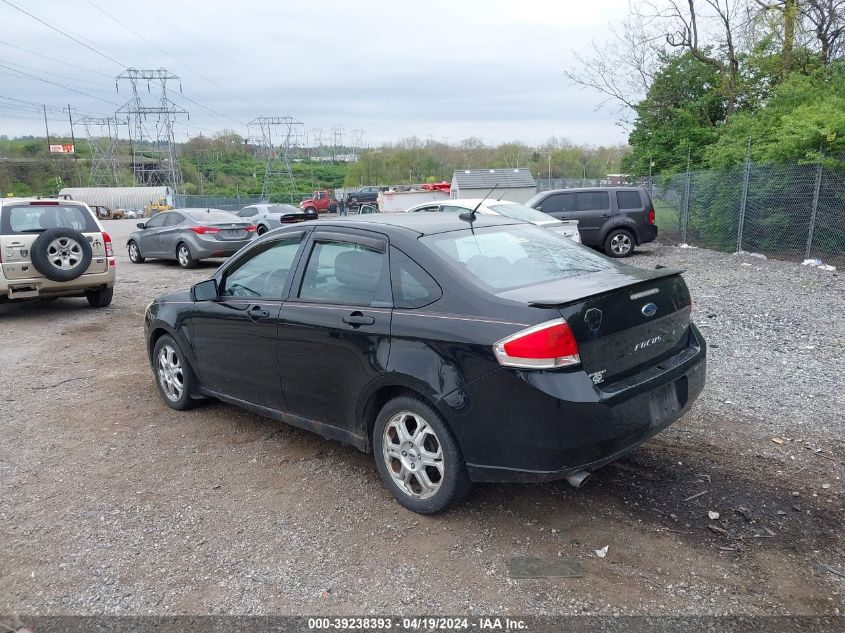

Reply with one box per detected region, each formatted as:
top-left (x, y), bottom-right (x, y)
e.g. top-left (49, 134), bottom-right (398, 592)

top-left (58, 186), bottom-right (173, 211)
top-left (450, 169), bottom-right (537, 203)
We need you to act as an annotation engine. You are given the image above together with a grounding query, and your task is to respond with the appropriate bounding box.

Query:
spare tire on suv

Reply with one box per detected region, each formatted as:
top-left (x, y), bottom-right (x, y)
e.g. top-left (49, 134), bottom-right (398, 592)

top-left (30, 227), bottom-right (93, 282)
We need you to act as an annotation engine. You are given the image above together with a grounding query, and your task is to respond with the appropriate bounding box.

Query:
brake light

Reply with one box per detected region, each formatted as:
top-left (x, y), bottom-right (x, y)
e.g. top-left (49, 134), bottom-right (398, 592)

top-left (244, 225), bottom-right (256, 233)
top-left (494, 318), bottom-right (580, 369)
top-left (29, 200), bottom-right (59, 205)
top-left (188, 226), bottom-right (220, 234)
top-left (647, 208), bottom-right (655, 224)
top-left (102, 232), bottom-right (114, 257)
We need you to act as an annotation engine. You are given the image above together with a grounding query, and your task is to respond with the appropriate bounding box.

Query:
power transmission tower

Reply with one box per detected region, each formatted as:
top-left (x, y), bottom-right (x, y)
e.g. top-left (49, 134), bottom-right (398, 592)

top-left (77, 116), bottom-right (124, 186)
top-left (351, 129), bottom-right (365, 161)
top-left (116, 68), bottom-right (187, 190)
top-left (250, 116), bottom-right (304, 201)
top-left (330, 124), bottom-right (344, 162)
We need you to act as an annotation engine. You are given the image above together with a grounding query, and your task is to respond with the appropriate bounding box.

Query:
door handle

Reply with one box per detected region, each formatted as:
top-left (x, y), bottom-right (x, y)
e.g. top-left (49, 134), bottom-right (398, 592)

top-left (343, 312), bottom-right (375, 326)
top-left (248, 305), bottom-right (270, 320)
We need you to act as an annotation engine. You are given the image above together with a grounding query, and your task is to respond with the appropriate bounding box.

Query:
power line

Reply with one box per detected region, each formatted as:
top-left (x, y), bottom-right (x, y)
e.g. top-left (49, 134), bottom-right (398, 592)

top-left (0, 58), bottom-right (110, 88)
top-left (1, 0), bottom-right (125, 66)
top-left (0, 40), bottom-right (114, 78)
top-left (84, 0), bottom-right (261, 114)
top-left (172, 93), bottom-right (246, 128)
top-left (0, 65), bottom-right (120, 106)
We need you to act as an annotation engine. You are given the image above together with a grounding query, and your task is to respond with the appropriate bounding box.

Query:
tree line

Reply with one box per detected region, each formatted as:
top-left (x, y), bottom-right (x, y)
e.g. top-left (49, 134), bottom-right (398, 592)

top-left (566, 0), bottom-right (845, 175)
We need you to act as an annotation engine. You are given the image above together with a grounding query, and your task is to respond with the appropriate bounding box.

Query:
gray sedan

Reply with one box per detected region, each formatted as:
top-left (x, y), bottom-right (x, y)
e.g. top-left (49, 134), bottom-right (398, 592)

top-left (236, 203), bottom-right (318, 235)
top-left (126, 208), bottom-right (257, 269)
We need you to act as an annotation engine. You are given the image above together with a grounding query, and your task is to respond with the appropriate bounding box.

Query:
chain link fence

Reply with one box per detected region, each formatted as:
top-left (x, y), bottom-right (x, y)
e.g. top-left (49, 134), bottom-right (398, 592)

top-left (651, 161), bottom-right (845, 264)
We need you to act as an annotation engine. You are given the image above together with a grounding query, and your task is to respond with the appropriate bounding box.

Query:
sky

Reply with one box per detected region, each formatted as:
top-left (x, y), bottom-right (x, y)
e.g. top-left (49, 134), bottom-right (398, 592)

top-left (0, 0), bottom-right (632, 148)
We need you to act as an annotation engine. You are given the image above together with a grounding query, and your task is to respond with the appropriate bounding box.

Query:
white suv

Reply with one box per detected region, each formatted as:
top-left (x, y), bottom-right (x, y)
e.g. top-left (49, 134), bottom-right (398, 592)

top-left (0, 198), bottom-right (116, 307)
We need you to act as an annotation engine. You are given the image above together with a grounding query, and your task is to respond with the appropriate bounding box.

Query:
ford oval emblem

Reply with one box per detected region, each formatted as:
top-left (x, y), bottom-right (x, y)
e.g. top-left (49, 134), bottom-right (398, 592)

top-left (642, 302), bottom-right (658, 317)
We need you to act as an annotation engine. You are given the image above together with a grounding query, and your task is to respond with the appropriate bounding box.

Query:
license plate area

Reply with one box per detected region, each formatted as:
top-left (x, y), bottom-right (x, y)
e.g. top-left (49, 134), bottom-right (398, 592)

top-left (219, 229), bottom-right (246, 238)
top-left (649, 376), bottom-right (688, 427)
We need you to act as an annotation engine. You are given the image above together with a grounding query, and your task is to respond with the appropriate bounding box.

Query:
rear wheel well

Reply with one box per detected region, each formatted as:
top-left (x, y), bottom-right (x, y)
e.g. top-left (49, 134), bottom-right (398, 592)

top-left (361, 385), bottom-right (436, 452)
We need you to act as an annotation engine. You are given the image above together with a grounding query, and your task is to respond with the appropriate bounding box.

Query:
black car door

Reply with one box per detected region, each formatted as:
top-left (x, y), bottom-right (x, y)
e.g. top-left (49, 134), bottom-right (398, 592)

top-left (191, 232), bottom-right (308, 409)
top-left (276, 229), bottom-right (392, 435)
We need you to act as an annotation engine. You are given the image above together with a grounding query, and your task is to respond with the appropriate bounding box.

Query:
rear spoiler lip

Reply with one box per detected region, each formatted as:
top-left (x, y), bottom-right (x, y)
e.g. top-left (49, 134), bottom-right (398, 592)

top-left (525, 267), bottom-right (685, 309)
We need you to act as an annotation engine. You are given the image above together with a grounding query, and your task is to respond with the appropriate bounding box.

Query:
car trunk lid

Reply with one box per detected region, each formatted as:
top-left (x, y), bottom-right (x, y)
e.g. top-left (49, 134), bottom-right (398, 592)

top-left (500, 267), bottom-right (691, 384)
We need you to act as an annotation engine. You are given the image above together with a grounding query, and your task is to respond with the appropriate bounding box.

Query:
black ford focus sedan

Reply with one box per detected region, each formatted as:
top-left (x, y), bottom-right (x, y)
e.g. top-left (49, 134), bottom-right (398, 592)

top-left (144, 213), bottom-right (706, 514)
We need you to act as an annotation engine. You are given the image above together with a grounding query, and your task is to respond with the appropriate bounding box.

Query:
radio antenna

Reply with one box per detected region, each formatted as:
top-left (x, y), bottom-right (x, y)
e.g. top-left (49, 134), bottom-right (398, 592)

top-left (459, 184), bottom-right (499, 223)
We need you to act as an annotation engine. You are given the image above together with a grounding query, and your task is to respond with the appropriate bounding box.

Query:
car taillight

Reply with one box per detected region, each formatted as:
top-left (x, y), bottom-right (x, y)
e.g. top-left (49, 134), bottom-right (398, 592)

top-left (244, 225), bottom-right (256, 233)
top-left (647, 208), bottom-right (655, 224)
top-left (188, 226), bottom-right (220, 234)
top-left (102, 232), bottom-right (114, 257)
top-left (493, 318), bottom-right (580, 369)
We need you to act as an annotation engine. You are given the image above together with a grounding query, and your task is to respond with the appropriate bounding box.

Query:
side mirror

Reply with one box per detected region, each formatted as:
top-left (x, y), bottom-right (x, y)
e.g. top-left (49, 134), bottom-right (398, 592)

top-left (192, 279), bottom-right (219, 302)
top-left (137, 222), bottom-right (146, 229)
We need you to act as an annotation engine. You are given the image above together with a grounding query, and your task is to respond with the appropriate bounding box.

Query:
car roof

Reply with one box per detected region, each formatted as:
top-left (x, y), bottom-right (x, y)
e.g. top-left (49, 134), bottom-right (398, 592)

top-left (540, 186), bottom-right (643, 194)
top-left (319, 212), bottom-right (522, 236)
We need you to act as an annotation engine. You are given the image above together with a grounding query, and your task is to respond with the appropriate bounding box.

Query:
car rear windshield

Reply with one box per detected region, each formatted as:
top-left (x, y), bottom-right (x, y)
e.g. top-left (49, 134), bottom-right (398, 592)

top-left (420, 224), bottom-right (613, 292)
top-left (1, 204), bottom-right (99, 235)
top-left (184, 210), bottom-right (240, 223)
top-left (486, 202), bottom-right (555, 224)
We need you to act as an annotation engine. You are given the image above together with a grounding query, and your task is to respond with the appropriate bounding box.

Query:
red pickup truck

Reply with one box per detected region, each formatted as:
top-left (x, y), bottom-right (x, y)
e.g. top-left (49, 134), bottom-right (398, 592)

top-left (299, 190), bottom-right (337, 214)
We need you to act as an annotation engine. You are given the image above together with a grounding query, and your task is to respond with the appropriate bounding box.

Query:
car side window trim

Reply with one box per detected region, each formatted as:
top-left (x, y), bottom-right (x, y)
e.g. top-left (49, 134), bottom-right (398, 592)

top-left (313, 230), bottom-right (386, 253)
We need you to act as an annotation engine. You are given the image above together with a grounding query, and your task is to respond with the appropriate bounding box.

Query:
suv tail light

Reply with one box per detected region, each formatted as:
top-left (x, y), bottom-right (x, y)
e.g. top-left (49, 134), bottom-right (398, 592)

top-left (494, 318), bottom-right (580, 369)
top-left (102, 232), bottom-right (114, 257)
top-left (647, 208), bottom-right (656, 224)
top-left (188, 226), bottom-right (220, 235)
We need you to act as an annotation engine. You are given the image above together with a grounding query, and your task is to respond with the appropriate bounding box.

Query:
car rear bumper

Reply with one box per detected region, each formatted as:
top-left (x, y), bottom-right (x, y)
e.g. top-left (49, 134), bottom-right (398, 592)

top-left (190, 236), bottom-right (254, 259)
top-left (451, 324), bottom-right (706, 483)
top-left (0, 268), bottom-right (116, 300)
top-left (638, 224), bottom-right (658, 244)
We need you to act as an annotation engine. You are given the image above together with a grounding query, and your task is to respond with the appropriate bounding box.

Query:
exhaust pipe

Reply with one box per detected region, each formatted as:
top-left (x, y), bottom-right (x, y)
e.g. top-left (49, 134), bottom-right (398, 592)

top-left (565, 470), bottom-right (591, 488)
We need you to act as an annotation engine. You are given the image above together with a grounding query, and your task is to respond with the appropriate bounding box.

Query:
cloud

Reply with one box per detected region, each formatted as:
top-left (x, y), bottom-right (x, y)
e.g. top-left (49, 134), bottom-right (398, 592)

top-left (0, 0), bottom-right (630, 146)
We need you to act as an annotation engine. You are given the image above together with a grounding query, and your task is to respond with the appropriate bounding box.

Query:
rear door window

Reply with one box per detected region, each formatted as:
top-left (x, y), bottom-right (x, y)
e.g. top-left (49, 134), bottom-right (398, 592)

top-left (298, 239), bottom-right (387, 306)
top-left (163, 213), bottom-right (184, 226)
top-left (1, 204), bottom-right (99, 235)
top-left (576, 192), bottom-right (610, 211)
top-left (616, 190), bottom-right (643, 209)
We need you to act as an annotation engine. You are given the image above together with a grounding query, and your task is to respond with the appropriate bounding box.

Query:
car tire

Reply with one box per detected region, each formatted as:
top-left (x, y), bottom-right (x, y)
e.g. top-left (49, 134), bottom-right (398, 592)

top-left (604, 228), bottom-right (635, 258)
top-left (176, 243), bottom-right (197, 269)
top-left (372, 395), bottom-right (472, 514)
top-left (30, 228), bottom-right (93, 282)
top-left (257, 225), bottom-right (268, 236)
top-left (128, 240), bottom-right (145, 263)
top-left (305, 207), bottom-right (317, 214)
top-left (86, 287), bottom-right (113, 308)
top-left (152, 334), bottom-right (197, 411)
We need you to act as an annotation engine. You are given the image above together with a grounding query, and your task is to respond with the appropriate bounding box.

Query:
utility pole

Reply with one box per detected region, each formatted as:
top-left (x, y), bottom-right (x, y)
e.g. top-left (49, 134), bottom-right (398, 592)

top-left (43, 105), bottom-right (51, 154)
top-left (65, 104), bottom-right (80, 185)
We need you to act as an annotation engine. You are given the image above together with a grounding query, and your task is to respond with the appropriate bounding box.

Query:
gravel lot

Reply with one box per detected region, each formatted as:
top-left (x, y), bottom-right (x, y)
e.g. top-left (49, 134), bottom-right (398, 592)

top-left (1, 219), bottom-right (843, 616)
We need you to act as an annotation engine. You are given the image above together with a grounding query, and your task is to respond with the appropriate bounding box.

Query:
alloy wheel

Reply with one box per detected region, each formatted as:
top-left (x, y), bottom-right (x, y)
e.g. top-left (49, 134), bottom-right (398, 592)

top-left (382, 411), bottom-right (444, 499)
top-left (157, 344), bottom-right (184, 401)
top-left (46, 236), bottom-right (84, 271)
top-left (177, 246), bottom-right (190, 267)
top-left (610, 233), bottom-right (632, 255)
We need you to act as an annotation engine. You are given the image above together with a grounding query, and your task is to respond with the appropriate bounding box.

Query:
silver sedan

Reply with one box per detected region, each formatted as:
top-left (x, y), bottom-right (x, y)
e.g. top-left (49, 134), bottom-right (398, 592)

top-left (236, 203), bottom-right (318, 235)
top-left (126, 208), bottom-right (257, 269)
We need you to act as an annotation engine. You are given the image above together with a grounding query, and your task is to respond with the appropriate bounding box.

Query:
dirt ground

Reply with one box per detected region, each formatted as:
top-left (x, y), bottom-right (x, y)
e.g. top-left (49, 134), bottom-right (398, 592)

top-left (1, 219), bottom-right (843, 616)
